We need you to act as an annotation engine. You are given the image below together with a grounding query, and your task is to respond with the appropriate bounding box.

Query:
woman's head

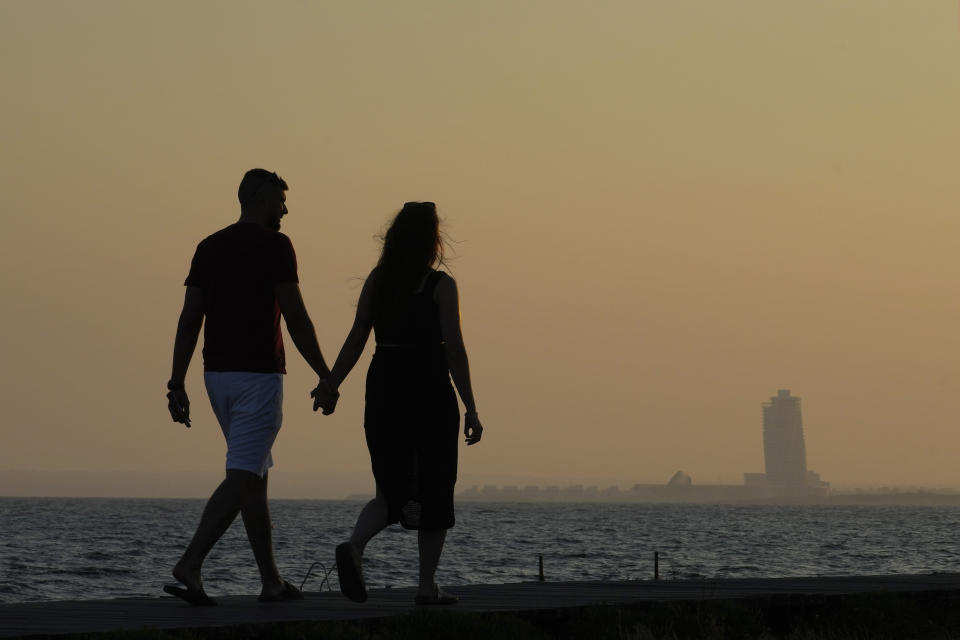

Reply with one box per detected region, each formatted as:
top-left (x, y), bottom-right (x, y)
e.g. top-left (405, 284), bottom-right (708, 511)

top-left (379, 201), bottom-right (443, 273)
top-left (371, 202), bottom-right (446, 318)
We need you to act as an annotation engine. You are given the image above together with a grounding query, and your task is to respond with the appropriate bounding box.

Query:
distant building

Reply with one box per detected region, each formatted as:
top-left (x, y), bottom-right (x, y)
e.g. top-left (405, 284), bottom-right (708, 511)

top-left (501, 485), bottom-right (521, 499)
top-left (542, 486), bottom-right (560, 500)
top-left (602, 485), bottom-right (621, 498)
top-left (762, 389), bottom-right (808, 486)
top-left (742, 473), bottom-right (767, 487)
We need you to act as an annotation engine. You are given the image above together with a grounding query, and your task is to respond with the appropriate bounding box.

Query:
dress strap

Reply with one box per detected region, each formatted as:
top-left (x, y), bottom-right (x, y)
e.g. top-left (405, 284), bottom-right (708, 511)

top-left (423, 270), bottom-right (445, 294)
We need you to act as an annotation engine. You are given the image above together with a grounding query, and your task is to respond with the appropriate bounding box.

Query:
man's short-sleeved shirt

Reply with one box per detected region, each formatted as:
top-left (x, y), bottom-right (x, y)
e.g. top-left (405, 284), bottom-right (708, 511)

top-left (185, 222), bottom-right (298, 374)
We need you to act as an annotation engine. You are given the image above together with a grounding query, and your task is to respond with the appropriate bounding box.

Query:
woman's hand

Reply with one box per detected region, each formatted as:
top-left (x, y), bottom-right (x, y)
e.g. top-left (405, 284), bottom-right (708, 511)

top-left (311, 379), bottom-right (340, 415)
top-left (464, 412), bottom-right (483, 445)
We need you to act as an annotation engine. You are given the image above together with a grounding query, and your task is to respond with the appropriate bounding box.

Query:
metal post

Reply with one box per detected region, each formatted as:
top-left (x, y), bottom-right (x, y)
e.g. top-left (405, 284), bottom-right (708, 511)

top-left (538, 554), bottom-right (545, 582)
top-left (654, 551), bottom-right (659, 580)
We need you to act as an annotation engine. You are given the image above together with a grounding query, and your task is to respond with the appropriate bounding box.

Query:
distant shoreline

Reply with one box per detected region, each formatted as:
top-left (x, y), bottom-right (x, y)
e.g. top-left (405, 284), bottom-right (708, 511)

top-left (2, 469), bottom-right (959, 504)
top-left (3, 491), bottom-right (960, 506)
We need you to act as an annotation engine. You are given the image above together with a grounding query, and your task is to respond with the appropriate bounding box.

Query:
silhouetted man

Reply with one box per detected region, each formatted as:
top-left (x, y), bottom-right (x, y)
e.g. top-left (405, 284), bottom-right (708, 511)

top-left (164, 168), bottom-right (330, 605)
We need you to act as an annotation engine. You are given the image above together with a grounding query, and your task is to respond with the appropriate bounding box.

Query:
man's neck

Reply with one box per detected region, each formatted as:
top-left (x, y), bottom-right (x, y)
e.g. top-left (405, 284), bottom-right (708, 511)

top-left (237, 212), bottom-right (266, 226)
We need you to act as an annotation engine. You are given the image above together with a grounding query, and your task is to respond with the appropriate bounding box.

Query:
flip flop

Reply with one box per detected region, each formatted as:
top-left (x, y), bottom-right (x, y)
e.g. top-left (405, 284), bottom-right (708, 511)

top-left (258, 580), bottom-right (304, 603)
top-left (335, 541), bottom-right (367, 603)
top-left (414, 586), bottom-right (459, 606)
top-left (163, 583), bottom-right (217, 606)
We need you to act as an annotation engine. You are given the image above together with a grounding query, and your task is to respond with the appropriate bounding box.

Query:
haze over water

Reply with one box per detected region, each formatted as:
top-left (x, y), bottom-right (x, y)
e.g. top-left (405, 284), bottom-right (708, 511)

top-left (1, 2), bottom-right (959, 496)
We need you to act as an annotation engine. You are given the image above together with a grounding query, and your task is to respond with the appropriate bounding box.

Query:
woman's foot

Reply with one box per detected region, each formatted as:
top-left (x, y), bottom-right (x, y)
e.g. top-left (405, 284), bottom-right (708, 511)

top-left (336, 541), bottom-right (367, 603)
top-left (172, 562), bottom-right (203, 594)
top-left (258, 579), bottom-right (304, 603)
top-left (414, 584), bottom-right (459, 605)
top-left (165, 562), bottom-right (215, 606)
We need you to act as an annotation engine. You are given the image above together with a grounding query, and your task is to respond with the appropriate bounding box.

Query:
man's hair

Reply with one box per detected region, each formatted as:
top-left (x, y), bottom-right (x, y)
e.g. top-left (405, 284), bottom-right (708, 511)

top-left (238, 169), bottom-right (288, 207)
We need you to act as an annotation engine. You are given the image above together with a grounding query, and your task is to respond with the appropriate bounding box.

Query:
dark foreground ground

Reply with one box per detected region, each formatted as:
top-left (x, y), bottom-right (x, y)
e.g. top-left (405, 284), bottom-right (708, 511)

top-left (3, 574), bottom-right (960, 639)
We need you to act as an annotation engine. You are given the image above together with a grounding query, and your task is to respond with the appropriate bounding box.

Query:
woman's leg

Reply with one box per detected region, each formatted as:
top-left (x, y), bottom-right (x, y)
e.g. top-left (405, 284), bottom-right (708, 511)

top-left (416, 528), bottom-right (446, 595)
top-left (414, 387), bottom-right (459, 598)
top-left (349, 487), bottom-right (391, 553)
top-left (337, 488), bottom-right (390, 603)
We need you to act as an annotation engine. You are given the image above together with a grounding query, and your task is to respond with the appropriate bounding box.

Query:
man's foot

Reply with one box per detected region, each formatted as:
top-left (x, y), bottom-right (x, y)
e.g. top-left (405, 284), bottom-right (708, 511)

top-left (335, 541), bottom-right (367, 603)
top-left (163, 584), bottom-right (217, 606)
top-left (414, 585), bottom-right (459, 606)
top-left (258, 579), bottom-right (304, 603)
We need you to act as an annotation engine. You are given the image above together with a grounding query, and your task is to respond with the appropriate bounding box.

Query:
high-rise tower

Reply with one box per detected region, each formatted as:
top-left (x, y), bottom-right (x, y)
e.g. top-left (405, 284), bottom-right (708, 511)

top-left (762, 389), bottom-right (807, 486)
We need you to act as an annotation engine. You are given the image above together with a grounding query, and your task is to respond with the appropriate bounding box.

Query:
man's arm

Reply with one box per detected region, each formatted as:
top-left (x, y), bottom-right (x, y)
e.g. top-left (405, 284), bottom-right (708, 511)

top-left (170, 286), bottom-right (204, 385)
top-left (275, 282), bottom-right (331, 379)
top-left (167, 286), bottom-right (204, 427)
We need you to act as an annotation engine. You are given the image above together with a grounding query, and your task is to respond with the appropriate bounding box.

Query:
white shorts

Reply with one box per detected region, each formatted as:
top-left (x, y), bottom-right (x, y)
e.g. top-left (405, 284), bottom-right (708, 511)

top-left (204, 372), bottom-right (283, 477)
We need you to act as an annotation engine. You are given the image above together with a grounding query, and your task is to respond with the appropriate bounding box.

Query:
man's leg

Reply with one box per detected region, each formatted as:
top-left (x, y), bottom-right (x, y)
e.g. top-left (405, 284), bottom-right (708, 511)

top-left (173, 469), bottom-right (251, 591)
top-left (239, 471), bottom-right (285, 597)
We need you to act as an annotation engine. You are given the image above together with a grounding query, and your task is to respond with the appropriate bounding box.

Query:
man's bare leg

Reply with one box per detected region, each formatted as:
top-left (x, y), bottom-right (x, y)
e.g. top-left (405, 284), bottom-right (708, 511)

top-left (239, 471), bottom-right (286, 598)
top-left (172, 469), bottom-right (250, 592)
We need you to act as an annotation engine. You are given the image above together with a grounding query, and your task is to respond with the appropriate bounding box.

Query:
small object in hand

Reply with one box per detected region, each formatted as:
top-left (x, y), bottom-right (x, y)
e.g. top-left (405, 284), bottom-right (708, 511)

top-left (167, 389), bottom-right (191, 428)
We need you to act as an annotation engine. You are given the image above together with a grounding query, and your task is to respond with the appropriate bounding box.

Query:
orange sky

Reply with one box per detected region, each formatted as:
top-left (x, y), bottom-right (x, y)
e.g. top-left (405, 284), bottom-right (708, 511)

top-left (1, 1), bottom-right (959, 496)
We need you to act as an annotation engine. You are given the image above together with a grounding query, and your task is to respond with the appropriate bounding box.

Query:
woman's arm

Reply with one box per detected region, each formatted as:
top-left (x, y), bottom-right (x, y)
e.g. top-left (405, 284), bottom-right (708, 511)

top-left (436, 274), bottom-right (483, 444)
top-left (327, 272), bottom-right (376, 391)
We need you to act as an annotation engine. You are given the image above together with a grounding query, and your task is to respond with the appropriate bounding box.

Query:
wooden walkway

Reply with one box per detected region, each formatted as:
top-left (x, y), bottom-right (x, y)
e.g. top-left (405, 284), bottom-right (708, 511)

top-left (2, 573), bottom-right (960, 638)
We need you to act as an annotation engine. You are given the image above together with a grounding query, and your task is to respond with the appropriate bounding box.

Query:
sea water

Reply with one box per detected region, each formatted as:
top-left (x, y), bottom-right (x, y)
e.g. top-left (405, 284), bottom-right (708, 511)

top-left (1, 498), bottom-right (958, 603)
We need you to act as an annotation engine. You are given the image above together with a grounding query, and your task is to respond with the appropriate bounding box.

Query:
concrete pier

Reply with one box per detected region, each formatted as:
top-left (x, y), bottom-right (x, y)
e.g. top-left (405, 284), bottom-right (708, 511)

top-left (2, 573), bottom-right (959, 637)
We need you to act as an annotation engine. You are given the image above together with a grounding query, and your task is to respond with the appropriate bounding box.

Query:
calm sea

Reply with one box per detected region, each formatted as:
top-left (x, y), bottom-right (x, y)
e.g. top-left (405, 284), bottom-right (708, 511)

top-left (1, 498), bottom-right (958, 603)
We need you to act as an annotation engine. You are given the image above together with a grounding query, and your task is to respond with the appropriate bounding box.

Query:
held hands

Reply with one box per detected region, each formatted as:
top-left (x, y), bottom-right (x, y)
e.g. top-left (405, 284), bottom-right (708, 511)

top-left (464, 412), bottom-right (483, 445)
top-left (166, 386), bottom-right (191, 428)
top-left (311, 379), bottom-right (339, 415)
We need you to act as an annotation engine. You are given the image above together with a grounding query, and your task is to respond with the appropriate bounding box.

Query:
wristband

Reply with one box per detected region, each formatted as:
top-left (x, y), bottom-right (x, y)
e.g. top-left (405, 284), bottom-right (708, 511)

top-left (167, 380), bottom-right (185, 391)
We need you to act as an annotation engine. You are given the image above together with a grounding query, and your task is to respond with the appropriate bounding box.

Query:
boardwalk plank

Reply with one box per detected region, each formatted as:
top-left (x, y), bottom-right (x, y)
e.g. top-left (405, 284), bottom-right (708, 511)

top-left (2, 573), bottom-right (959, 637)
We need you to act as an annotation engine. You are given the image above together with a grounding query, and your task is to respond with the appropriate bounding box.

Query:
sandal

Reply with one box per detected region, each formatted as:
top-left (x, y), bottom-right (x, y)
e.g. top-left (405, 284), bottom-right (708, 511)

top-left (414, 585), bottom-right (459, 605)
top-left (163, 583), bottom-right (217, 606)
top-left (336, 541), bottom-right (367, 603)
top-left (258, 579), bottom-right (304, 603)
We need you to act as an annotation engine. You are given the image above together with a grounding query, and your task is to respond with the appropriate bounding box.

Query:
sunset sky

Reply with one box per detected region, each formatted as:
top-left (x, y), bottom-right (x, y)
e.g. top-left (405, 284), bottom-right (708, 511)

top-left (1, 1), bottom-right (958, 497)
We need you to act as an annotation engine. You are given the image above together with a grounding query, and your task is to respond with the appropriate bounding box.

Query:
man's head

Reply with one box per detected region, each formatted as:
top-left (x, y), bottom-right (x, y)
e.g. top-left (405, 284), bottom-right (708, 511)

top-left (238, 169), bottom-right (288, 231)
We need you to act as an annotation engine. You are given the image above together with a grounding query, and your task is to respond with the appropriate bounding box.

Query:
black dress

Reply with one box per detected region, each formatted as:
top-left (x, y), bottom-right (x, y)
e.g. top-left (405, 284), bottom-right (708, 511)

top-left (364, 270), bottom-right (460, 530)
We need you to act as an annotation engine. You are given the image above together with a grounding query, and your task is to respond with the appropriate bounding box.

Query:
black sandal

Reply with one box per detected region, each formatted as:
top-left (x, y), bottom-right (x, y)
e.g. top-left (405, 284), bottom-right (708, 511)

top-left (415, 586), bottom-right (459, 605)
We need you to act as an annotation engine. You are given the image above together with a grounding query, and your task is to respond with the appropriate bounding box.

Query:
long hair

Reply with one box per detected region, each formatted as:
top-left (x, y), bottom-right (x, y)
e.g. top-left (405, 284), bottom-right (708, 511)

top-left (372, 201), bottom-right (445, 320)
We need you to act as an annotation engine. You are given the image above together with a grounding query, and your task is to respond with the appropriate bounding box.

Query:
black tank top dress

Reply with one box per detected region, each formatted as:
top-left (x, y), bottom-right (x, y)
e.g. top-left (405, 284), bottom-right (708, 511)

top-left (364, 270), bottom-right (460, 530)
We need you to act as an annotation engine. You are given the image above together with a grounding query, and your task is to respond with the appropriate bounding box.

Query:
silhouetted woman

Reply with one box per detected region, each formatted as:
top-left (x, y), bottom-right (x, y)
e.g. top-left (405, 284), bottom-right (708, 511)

top-left (317, 202), bottom-right (483, 605)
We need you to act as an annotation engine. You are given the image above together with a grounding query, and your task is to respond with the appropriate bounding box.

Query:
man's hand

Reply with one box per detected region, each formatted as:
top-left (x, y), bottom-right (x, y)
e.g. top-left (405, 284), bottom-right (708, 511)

top-left (464, 412), bottom-right (483, 445)
top-left (166, 388), bottom-right (191, 428)
top-left (311, 379), bottom-right (339, 415)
